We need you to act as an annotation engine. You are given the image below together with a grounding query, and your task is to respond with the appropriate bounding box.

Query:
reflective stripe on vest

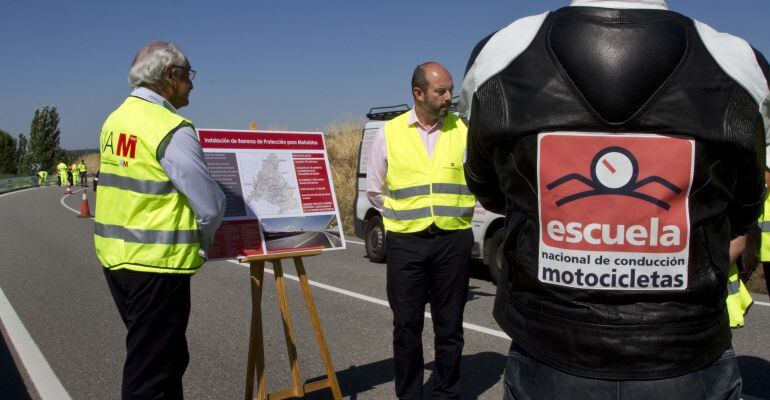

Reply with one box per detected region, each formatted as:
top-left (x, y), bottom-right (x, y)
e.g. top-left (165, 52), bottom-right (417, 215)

top-left (95, 222), bottom-right (199, 244)
top-left (386, 183), bottom-right (472, 200)
top-left (759, 221), bottom-right (770, 232)
top-left (433, 205), bottom-right (474, 218)
top-left (98, 172), bottom-right (178, 195)
top-left (387, 185), bottom-right (430, 200)
top-left (432, 183), bottom-right (473, 196)
top-left (382, 112), bottom-right (475, 233)
top-left (759, 195), bottom-right (770, 262)
top-left (726, 263), bottom-right (753, 328)
top-left (94, 96), bottom-right (203, 274)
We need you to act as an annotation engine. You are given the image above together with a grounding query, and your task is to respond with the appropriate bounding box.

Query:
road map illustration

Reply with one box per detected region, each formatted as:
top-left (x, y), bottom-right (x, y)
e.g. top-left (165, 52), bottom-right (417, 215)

top-left (239, 152), bottom-right (300, 216)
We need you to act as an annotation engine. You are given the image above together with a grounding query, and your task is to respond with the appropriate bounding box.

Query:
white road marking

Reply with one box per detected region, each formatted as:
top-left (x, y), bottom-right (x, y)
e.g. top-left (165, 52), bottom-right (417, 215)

top-left (59, 188), bottom-right (87, 214)
top-left (0, 288), bottom-right (72, 399)
top-left (225, 259), bottom-right (512, 340)
top-left (0, 187), bottom-right (38, 198)
top-left (294, 232), bottom-right (321, 248)
top-left (346, 239), bottom-right (365, 245)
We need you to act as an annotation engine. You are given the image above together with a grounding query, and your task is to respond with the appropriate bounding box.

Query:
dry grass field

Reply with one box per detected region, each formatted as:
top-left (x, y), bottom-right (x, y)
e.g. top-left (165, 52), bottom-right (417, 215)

top-left (80, 152), bottom-right (100, 175)
top-left (747, 267), bottom-right (767, 295)
top-left (323, 120), bottom-right (363, 235)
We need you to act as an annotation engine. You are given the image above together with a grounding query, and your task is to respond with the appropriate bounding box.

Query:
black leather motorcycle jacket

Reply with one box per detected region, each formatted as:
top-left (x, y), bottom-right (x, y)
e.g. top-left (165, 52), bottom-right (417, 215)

top-left (461, 1), bottom-right (769, 379)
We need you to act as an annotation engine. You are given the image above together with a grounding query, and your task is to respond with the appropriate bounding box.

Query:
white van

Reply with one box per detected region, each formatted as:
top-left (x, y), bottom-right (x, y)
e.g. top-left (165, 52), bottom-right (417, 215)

top-left (353, 104), bottom-right (507, 283)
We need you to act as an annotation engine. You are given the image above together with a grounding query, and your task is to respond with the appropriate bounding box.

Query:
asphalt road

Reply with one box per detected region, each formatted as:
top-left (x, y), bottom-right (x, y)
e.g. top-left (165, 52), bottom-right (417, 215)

top-left (0, 185), bottom-right (769, 399)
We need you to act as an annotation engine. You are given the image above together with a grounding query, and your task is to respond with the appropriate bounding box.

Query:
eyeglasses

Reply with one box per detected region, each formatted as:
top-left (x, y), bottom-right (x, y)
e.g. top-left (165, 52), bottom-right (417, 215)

top-left (171, 65), bottom-right (196, 81)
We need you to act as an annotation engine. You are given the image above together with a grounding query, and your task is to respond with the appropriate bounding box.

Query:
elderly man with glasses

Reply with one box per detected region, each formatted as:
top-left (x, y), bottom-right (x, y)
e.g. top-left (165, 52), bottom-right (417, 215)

top-left (94, 40), bottom-right (225, 400)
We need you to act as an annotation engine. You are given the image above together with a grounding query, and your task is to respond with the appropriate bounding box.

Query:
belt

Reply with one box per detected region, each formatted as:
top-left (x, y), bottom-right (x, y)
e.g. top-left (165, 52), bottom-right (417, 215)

top-left (408, 224), bottom-right (454, 238)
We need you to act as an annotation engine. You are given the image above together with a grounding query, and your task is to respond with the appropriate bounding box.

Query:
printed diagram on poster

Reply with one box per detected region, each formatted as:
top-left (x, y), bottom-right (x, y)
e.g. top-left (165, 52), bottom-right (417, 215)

top-left (239, 153), bottom-right (301, 216)
top-left (199, 129), bottom-right (345, 259)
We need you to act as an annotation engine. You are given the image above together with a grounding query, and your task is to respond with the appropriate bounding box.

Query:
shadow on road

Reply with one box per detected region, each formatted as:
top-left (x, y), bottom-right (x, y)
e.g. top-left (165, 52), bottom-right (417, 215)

top-left (0, 330), bottom-right (32, 400)
top-left (739, 355), bottom-right (770, 399)
top-left (304, 351), bottom-right (506, 399)
top-left (469, 260), bottom-right (493, 283)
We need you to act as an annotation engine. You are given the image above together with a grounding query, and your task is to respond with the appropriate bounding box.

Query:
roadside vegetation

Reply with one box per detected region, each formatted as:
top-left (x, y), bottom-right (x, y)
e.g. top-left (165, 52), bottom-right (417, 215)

top-left (324, 120), bottom-right (364, 238)
top-left (748, 269), bottom-right (766, 294)
top-left (0, 106), bottom-right (68, 177)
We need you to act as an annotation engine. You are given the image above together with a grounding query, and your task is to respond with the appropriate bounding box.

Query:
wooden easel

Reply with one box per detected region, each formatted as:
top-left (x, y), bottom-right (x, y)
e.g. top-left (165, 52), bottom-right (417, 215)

top-left (240, 250), bottom-right (342, 400)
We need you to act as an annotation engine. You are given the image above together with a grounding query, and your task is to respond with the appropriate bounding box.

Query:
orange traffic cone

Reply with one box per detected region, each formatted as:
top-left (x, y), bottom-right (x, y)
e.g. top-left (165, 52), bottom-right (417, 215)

top-left (78, 191), bottom-right (93, 218)
top-left (65, 185), bottom-right (72, 195)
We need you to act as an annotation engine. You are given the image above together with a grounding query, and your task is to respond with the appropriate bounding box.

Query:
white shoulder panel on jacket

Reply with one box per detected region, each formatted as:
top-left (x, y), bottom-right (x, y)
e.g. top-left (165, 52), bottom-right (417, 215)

top-left (460, 12), bottom-right (549, 120)
top-left (694, 20), bottom-right (770, 150)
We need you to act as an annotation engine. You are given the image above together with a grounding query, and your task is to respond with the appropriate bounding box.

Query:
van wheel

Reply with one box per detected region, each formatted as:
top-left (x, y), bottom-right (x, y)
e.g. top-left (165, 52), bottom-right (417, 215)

top-left (365, 216), bottom-right (386, 263)
top-left (487, 227), bottom-right (504, 285)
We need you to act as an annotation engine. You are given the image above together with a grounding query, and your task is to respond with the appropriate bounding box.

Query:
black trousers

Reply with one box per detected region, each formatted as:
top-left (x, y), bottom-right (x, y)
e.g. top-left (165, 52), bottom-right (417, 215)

top-left (103, 268), bottom-right (192, 400)
top-left (386, 228), bottom-right (473, 400)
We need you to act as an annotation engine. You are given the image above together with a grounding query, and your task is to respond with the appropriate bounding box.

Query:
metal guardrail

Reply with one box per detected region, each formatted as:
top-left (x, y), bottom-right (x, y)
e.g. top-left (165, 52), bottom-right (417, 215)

top-left (0, 176), bottom-right (57, 194)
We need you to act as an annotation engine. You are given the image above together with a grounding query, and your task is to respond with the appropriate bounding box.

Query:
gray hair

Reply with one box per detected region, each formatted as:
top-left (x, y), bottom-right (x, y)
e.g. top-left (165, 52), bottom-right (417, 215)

top-left (128, 41), bottom-right (188, 88)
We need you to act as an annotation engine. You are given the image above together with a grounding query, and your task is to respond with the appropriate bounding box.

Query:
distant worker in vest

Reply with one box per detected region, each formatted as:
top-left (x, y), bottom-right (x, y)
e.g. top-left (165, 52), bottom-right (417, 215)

top-left (71, 163), bottom-right (80, 189)
top-left (366, 62), bottom-right (474, 400)
top-left (78, 159), bottom-right (88, 186)
top-left (57, 161), bottom-right (67, 186)
top-left (95, 40), bottom-right (226, 400)
top-left (66, 164), bottom-right (73, 187)
top-left (461, 1), bottom-right (769, 399)
top-left (37, 170), bottom-right (48, 186)
top-left (726, 236), bottom-right (754, 328)
top-left (758, 170), bottom-right (770, 293)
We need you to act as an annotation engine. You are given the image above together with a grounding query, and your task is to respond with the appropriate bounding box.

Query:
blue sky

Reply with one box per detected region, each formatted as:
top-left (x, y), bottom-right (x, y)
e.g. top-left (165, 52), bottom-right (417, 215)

top-left (1, 1), bottom-right (769, 149)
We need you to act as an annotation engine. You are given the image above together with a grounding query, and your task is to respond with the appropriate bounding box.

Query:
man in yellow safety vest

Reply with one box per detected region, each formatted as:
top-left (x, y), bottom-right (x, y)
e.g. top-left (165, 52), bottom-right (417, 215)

top-left (71, 163), bottom-right (80, 188)
top-left (37, 170), bottom-right (48, 186)
top-left (366, 62), bottom-right (475, 399)
top-left (77, 160), bottom-right (87, 186)
top-left (759, 170), bottom-right (770, 292)
top-left (56, 162), bottom-right (67, 186)
top-left (94, 40), bottom-right (225, 399)
top-left (726, 236), bottom-right (754, 328)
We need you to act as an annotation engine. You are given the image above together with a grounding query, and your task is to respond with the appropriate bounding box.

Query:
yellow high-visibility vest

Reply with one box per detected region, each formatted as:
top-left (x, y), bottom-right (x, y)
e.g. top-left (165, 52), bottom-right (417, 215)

top-left (758, 195), bottom-right (770, 262)
top-left (94, 96), bottom-right (203, 274)
top-left (382, 112), bottom-right (475, 233)
top-left (726, 263), bottom-right (753, 328)
top-left (78, 163), bottom-right (87, 173)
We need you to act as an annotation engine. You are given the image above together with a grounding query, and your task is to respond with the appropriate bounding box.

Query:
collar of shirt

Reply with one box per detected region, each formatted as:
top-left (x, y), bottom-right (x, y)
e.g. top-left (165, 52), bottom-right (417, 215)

top-left (130, 87), bottom-right (178, 113)
top-left (407, 109), bottom-right (443, 134)
top-left (570, 0), bottom-right (668, 10)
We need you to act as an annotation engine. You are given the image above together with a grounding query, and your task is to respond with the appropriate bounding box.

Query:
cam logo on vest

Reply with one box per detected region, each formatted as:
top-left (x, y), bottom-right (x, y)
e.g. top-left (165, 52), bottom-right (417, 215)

top-left (102, 132), bottom-right (138, 159)
top-left (537, 132), bottom-right (694, 291)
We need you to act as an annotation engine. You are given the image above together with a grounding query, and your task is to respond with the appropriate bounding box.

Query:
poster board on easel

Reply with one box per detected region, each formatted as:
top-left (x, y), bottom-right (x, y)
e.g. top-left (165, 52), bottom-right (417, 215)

top-left (199, 129), bottom-right (346, 259)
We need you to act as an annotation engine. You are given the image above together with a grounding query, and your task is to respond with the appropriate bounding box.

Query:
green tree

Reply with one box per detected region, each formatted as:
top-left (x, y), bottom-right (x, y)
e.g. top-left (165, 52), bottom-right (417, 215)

top-left (29, 106), bottom-right (62, 171)
top-left (16, 134), bottom-right (33, 175)
top-left (0, 129), bottom-right (17, 175)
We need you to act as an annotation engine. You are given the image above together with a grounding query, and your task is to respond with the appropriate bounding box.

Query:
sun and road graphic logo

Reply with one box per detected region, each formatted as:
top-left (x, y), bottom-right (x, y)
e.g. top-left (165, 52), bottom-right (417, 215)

top-left (537, 132), bottom-right (694, 291)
